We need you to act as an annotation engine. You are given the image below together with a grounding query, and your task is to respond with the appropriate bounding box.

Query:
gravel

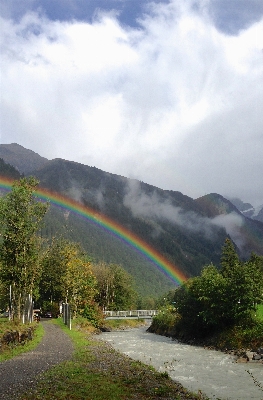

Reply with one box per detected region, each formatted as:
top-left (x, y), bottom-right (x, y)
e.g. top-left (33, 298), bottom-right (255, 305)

top-left (86, 337), bottom-right (206, 399)
top-left (0, 320), bottom-right (73, 400)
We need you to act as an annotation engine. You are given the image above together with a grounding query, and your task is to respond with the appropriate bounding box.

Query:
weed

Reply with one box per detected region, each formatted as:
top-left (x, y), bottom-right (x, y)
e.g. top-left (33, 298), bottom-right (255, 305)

top-left (247, 370), bottom-right (263, 393)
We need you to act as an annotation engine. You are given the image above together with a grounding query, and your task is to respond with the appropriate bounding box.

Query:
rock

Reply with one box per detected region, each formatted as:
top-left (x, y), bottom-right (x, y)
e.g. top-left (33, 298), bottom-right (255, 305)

top-left (100, 326), bottom-right (112, 332)
top-left (245, 351), bottom-right (254, 361)
top-left (236, 357), bottom-right (248, 363)
top-left (253, 354), bottom-right (262, 361)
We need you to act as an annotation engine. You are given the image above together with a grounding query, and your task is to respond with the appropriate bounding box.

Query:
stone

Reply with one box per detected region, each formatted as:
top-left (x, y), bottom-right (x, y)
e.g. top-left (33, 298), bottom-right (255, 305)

top-left (245, 351), bottom-right (254, 361)
top-left (236, 357), bottom-right (248, 363)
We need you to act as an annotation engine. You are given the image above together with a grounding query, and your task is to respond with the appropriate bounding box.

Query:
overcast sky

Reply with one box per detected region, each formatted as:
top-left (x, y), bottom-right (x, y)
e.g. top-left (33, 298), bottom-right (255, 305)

top-left (0, 0), bottom-right (263, 207)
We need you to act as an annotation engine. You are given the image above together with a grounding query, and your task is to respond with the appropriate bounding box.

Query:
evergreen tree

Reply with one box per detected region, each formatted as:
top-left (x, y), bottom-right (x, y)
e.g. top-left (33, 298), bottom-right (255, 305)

top-left (221, 237), bottom-right (240, 277)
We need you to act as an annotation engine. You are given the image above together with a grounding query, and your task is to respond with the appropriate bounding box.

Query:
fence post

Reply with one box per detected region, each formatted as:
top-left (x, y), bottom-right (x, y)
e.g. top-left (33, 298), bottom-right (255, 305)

top-left (62, 303), bottom-right (71, 330)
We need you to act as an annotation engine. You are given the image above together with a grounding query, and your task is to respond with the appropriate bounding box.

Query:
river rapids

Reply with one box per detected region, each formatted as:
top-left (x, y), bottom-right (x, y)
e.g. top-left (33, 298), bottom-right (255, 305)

top-left (101, 326), bottom-right (263, 400)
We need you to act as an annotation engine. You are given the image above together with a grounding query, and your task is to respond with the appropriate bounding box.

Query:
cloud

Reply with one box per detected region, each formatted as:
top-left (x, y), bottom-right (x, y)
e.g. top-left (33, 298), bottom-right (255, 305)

top-left (123, 179), bottom-right (248, 252)
top-left (208, 0), bottom-right (263, 34)
top-left (0, 0), bottom-right (263, 208)
top-left (211, 212), bottom-right (245, 249)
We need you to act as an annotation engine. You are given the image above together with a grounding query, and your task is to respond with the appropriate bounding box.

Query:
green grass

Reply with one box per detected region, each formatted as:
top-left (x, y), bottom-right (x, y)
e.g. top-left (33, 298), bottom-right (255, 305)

top-left (0, 321), bottom-right (44, 361)
top-left (105, 318), bottom-right (146, 330)
top-left (256, 304), bottom-right (263, 321)
top-left (18, 319), bottom-right (130, 400)
top-left (18, 318), bottom-right (206, 400)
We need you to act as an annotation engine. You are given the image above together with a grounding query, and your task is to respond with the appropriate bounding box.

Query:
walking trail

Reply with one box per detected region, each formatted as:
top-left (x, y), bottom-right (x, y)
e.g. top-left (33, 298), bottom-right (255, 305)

top-left (0, 320), bottom-right (73, 399)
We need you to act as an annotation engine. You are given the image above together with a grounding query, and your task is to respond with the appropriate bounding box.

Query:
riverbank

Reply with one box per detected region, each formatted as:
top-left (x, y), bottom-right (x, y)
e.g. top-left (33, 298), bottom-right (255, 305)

top-left (100, 326), bottom-right (263, 400)
top-left (16, 319), bottom-right (208, 400)
top-left (147, 324), bottom-right (263, 364)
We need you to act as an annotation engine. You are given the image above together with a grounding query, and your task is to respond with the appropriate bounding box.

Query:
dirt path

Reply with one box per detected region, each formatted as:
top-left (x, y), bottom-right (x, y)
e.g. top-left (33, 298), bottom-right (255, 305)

top-left (0, 320), bottom-right (73, 400)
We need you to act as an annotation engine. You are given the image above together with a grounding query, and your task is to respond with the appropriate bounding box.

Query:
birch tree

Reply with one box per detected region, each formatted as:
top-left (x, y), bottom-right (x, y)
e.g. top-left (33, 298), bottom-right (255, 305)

top-left (0, 177), bottom-right (49, 320)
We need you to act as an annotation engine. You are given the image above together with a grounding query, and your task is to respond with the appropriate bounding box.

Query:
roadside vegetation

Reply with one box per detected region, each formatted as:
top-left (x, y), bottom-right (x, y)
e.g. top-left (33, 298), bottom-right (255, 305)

top-left (150, 239), bottom-right (263, 349)
top-left (18, 318), bottom-right (208, 400)
top-left (0, 319), bottom-right (44, 361)
top-left (257, 304), bottom-right (263, 321)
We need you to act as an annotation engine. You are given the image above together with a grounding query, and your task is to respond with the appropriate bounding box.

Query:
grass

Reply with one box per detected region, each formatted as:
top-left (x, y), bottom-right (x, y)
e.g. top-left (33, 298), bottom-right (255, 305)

top-left (18, 318), bottom-right (207, 400)
top-left (256, 304), bottom-right (263, 321)
top-left (0, 320), bottom-right (44, 361)
top-left (104, 318), bottom-right (147, 330)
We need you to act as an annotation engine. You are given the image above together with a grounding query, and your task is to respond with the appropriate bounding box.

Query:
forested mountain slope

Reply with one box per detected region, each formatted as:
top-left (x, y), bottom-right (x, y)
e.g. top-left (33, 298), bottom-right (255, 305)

top-left (0, 144), bottom-right (263, 297)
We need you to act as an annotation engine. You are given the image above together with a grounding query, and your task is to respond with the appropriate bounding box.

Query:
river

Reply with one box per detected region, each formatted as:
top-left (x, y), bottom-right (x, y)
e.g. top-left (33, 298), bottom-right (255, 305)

top-left (100, 326), bottom-right (263, 400)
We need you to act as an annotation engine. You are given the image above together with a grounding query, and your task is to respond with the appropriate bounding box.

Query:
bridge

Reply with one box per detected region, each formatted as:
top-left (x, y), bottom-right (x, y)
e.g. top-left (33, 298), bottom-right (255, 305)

top-left (104, 310), bottom-right (158, 319)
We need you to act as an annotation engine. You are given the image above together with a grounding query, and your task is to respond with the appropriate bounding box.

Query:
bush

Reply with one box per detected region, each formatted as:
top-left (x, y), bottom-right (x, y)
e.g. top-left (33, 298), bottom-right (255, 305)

top-left (149, 306), bottom-right (180, 336)
top-left (81, 302), bottom-right (104, 328)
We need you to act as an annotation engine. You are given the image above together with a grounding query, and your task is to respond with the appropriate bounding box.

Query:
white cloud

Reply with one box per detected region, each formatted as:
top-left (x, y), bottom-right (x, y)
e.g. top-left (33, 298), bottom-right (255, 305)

top-left (0, 0), bottom-right (263, 207)
top-left (123, 179), bottom-right (246, 250)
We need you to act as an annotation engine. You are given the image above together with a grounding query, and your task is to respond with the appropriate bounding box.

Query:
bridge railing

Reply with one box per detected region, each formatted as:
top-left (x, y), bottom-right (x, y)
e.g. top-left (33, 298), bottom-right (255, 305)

top-left (104, 310), bottom-right (158, 318)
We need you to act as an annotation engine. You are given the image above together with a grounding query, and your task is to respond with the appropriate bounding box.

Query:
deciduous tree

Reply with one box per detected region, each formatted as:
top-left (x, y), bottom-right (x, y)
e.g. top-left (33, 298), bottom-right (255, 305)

top-left (93, 262), bottom-right (137, 311)
top-left (0, 177), bottom-right (49, 320)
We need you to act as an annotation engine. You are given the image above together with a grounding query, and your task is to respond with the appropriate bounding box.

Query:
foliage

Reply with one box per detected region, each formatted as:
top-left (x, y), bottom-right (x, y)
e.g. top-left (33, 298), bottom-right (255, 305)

top-left (214, 320), bottom-right (263, 350)
top-left (39, 238), bottom-right (69, 305)
top-left (157, 239), bottom-right (263, 340)
top-left (0, 177), bottom-right (49, 320)
top-left (61, 245), bottom-right (97, 317)
top-left (150, 305), bottom-right (180, 336)
top-left (81, 301), bottom-right (104, 328)
top-left (257, 304), bottom-right (263, 321)
top-left (0, 320), bottom-right (43, 361)
top-left (40, 238), bottom-right (97, 317)
top-left (105, 318), bottom-right (146, 330)
top-left (93, 262), bottom-right (137, 311)
top-left (137, 295), bottom-right (157, 309)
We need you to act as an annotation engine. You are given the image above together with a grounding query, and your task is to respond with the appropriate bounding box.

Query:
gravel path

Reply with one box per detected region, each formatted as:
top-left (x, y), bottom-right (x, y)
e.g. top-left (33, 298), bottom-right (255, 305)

top-left (0, 320), bottom-right (73, 400)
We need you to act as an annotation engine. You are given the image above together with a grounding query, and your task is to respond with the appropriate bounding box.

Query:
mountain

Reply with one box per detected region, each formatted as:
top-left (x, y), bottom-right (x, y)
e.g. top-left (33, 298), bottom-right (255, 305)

top-left (228, 197), bottom-right (263, 224)
top-left (0, 144), bottom-right (263, 297)
top-left (18, 159), bottom-right (263, 261)
top-left (30, 158), bottom-right (228, 277)
top-left (0, 158), bottom-right (21, 180)
top-left (0, 143), bottom-right (49, 174)
top-left (195, 193), bottom-right (263, 258)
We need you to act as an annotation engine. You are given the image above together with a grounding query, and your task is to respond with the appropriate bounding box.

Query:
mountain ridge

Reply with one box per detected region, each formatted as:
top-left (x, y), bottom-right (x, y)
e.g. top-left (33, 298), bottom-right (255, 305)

top-left (0, 143), bottom-right (262, 296)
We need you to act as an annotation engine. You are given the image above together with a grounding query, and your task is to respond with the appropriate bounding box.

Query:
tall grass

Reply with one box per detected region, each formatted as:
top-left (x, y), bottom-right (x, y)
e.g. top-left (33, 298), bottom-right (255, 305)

top-left (256, 304), bottom-right (263, 321)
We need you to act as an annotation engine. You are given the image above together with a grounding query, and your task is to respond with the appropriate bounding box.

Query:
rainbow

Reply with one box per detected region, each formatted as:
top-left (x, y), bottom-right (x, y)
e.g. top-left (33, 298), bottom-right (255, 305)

top-left (0, 176), bottom-right (187, 285)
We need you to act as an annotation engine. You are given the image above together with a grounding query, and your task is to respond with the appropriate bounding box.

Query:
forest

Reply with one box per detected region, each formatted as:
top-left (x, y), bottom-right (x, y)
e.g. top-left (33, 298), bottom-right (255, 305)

top-left (0, 178), bottom-right (138, 325)
top-left (0, 177), bottom-right (262, 350)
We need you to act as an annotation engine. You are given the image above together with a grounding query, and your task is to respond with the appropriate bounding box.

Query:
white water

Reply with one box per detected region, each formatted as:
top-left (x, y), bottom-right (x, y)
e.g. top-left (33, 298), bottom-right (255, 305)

top-left (100, 326), bottom-right (263, 400)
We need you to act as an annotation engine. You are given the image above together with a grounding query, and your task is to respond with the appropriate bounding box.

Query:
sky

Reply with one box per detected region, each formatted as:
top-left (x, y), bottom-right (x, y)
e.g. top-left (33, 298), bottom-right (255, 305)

top-left (0, 0), bottom-right (263, 207)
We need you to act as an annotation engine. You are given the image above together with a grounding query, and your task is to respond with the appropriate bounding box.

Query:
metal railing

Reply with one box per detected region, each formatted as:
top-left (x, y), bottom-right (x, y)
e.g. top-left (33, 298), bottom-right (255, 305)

top-left (104, 310), bottom-right (158, 318)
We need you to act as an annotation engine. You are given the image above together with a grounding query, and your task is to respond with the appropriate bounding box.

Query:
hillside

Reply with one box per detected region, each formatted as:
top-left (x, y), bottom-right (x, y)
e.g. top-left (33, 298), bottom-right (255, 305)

top-left (0, 158), bottom-right (21, 180)
top-left (0, 144), bottom-right (263, 297)
top-left (0, 143), bottom-right (49, 174)
top-left (30, 158), bottom-right (229, 273)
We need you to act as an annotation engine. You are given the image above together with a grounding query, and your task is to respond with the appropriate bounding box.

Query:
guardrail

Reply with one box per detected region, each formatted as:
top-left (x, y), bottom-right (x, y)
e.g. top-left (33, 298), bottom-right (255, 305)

top-left (104, 310), bottom-right (158, 318)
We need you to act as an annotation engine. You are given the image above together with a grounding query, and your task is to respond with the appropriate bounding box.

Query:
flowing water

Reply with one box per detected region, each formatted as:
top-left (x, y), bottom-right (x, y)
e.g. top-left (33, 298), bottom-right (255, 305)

top-left (100, 326), bottom-right (263, 400)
